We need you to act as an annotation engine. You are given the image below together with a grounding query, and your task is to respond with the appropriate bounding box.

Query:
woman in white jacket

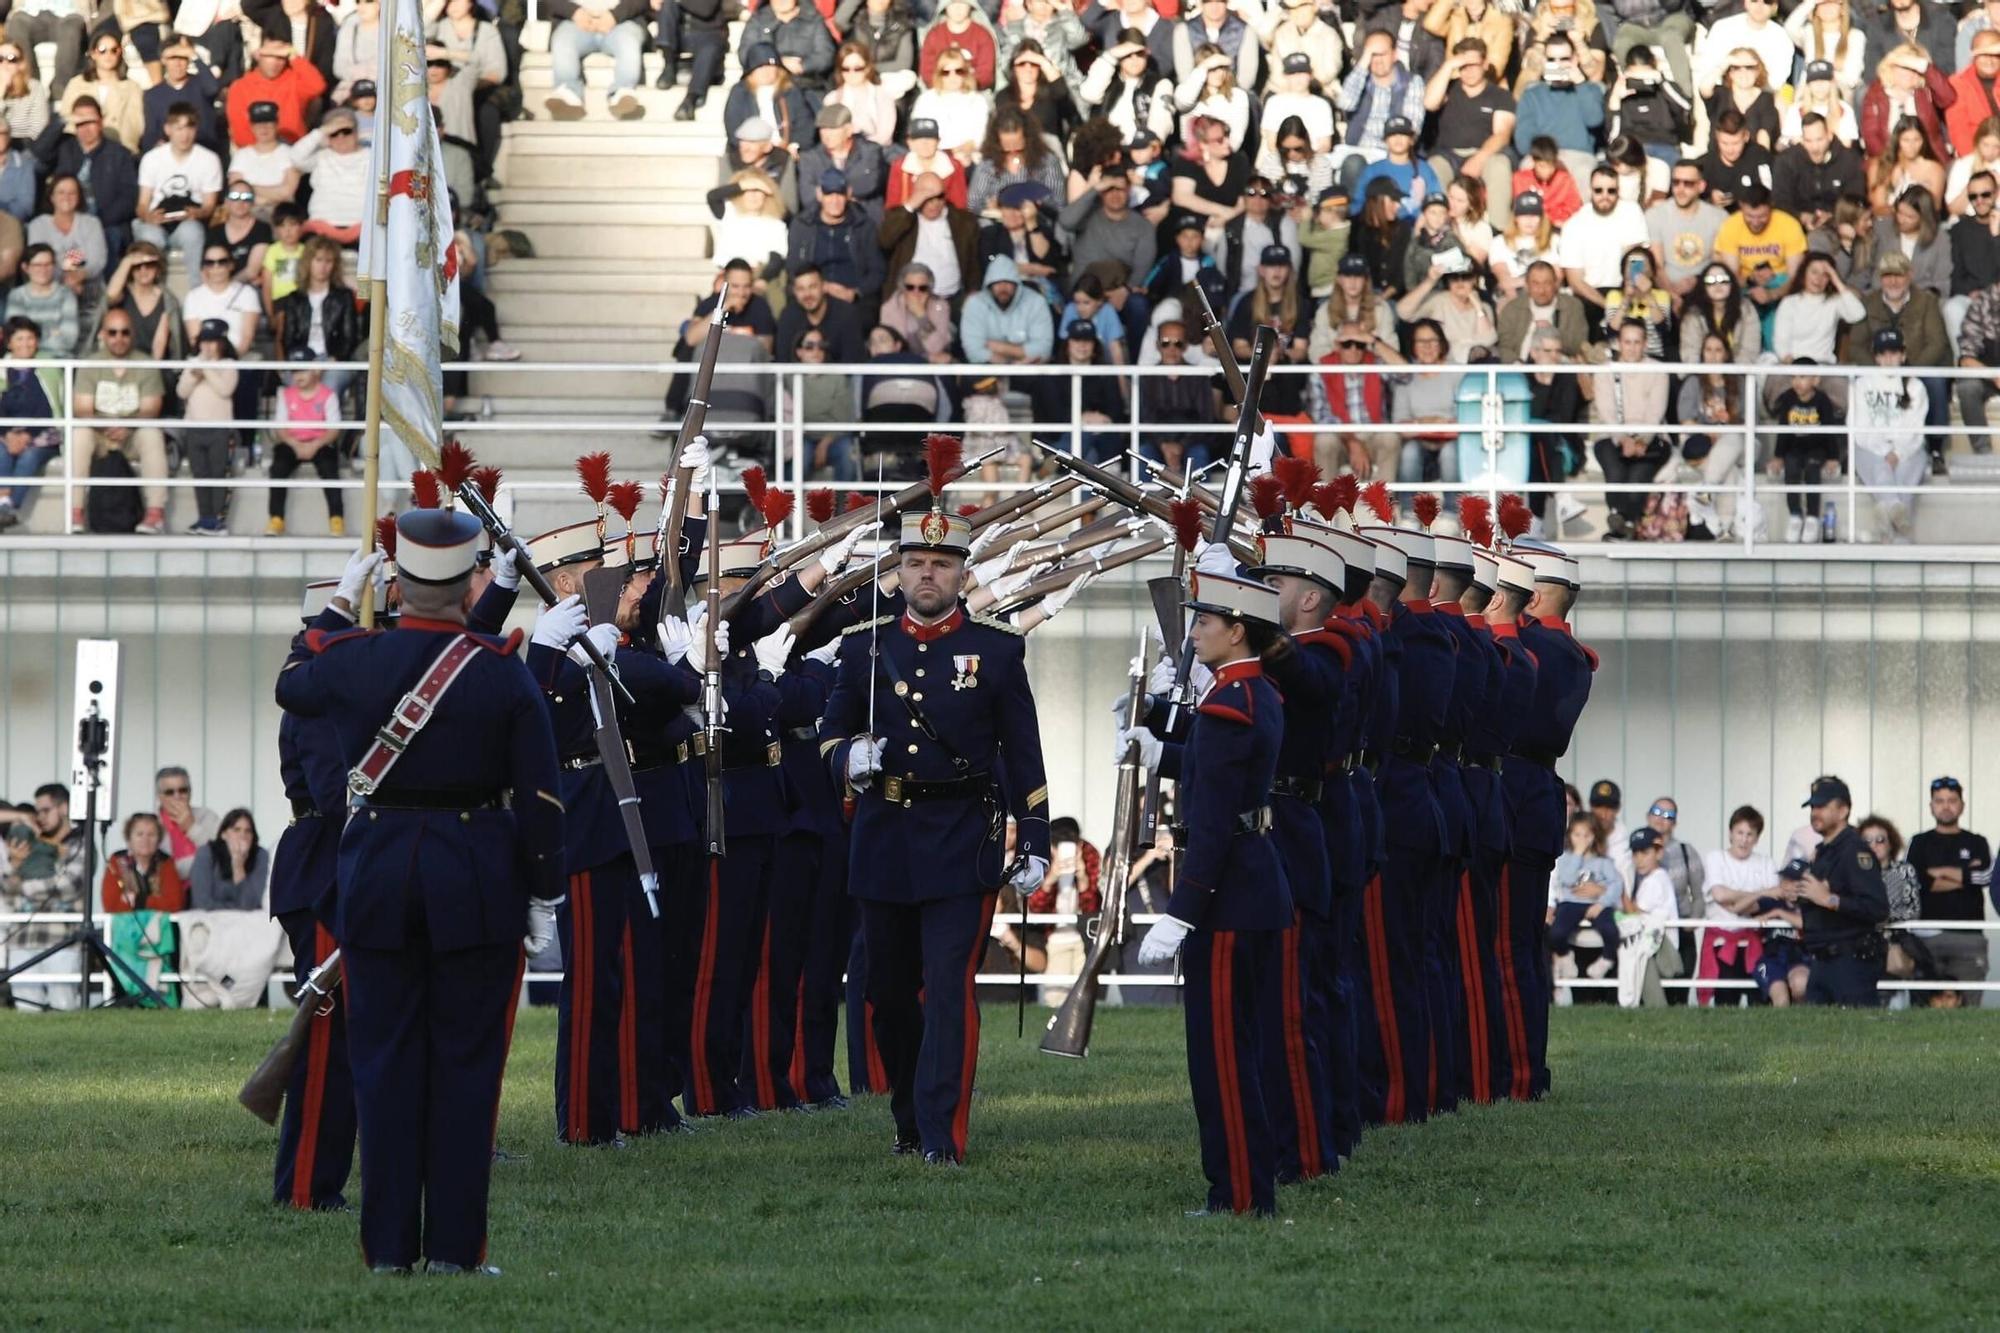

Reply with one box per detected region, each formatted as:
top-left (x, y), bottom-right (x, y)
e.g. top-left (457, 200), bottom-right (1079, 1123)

top-left (1769, 252), bottom-right (1867, 367)
top-left (1849, 326), bottom-right (1929, 542)
top-left (1174, 46), bottom-right (1250, 151)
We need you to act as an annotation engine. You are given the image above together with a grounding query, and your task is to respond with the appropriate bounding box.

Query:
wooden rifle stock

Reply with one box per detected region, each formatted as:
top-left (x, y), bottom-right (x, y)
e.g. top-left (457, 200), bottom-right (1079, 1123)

top-left (660, 315), bottom-right (727, 619)
top-left (988, 537), bottom-right (1167, 613)
top-left (238, 951), bottom-right (343, 1123)
top-left (1190, 280), bottom-right (1260, 433)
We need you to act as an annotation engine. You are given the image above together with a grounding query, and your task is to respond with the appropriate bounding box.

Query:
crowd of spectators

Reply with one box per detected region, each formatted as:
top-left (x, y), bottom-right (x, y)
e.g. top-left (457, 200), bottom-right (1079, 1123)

top-left (1549, 774), bottom-right (1994, 1007)
top-left (662, 0), bottom-right (2000, 542)
top-left (0, 0), bottom-right (518, 537)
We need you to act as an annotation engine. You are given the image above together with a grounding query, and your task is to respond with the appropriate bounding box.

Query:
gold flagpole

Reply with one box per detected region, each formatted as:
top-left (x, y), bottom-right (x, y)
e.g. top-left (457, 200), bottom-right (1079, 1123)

top-left (356, 2), bottom-right (395, 628)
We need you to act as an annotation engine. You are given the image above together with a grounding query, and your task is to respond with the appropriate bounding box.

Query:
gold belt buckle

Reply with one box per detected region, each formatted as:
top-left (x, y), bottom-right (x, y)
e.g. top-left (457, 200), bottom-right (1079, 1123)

top-left (766, 741), bottom-right (782, 766)
top-left (882, 775), bottom-right (910, 807)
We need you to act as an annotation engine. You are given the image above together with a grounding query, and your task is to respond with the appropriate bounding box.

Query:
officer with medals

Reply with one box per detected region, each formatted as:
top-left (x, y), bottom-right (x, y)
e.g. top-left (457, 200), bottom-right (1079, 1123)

top-left (275, 510), bottom-right (564, 1276)
top-left (1476, 539), bottom-right (1541, 1104)
top-left (1504, 543), bottom-right (1596, 1099)
top-left (1792, 778), bottom-right (1890, 1005)
top-left (1130, 568), bottom-right (1292, 1217)
top-left (818, 472), bottom-right (1052, 1165)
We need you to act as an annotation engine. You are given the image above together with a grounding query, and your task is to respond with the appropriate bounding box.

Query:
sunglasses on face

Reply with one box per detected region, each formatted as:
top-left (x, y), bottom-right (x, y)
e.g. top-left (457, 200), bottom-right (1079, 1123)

top-left (102, 328), bottom-right (132, 337)
top-left (226, 190), bottom-right (254, 202)
top-left (329, 126), bottom-right (355, 138)
top-left (904, 281), bottom-right (931, 291)
top-left (0, 52), bottom-right (20, 62)
top-left (1339, 339), bottom-right (1370, 348)
top-left (1591, 187), bottom-right (1618, 195)
top-left (1730, 64), bottom-right (1758, 72)
top-left (96, 45), bottom-right (121, 55)
top-left (1863, 832), bottom-right (1889, 846)
top-left (1932, 777), bottom-right (1963, 792)
top-left (843, 62), bottom-right (866, 71)
top-left (1648, 804), bottom-right (1677, 820)
top-left (1704, 274), bottom-right (1731, 285)
top-left (1158, 337), bottom-right (1184, 348)
top-left (1974, 191), bottom-right (1996, 201)
top-left (938, 66), bottom-right (966, 75)
top-left (159, 785), bottom-right (190, 797)
top-left (133, 259), bottom-right (159, 269)
top-left (202, 257), bottom-right (232, 267)
top-left (798, 340), bottom-right (825, 350)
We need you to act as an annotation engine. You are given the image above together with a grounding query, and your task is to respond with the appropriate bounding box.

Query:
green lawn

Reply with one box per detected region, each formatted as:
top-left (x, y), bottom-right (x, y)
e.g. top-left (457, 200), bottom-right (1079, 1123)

top-left (3, 1004), bottom-right (1997, 1329)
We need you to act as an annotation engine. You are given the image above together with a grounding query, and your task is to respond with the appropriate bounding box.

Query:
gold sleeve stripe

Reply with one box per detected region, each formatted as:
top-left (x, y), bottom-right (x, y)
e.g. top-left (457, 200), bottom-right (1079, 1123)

top-left (820, 736), bottom-right (844, 757)
top-left (535, 789), bottom-right (566, 813)
top-left (1026, 784), bottom-right (1049, 809)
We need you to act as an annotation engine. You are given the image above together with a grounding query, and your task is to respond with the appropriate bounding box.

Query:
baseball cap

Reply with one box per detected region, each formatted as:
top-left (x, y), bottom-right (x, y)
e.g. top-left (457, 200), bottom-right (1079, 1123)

top-left (735, 116), bottom-right (774, 142)
top-left (1316, 185), bottom-right (1347, 206)
top-left (1127, 129), bottom-right (1160, 151)
top-left (1383, 115), bottom-right (1416, 139)
top-left (1174, 212), bottom-right (1205, 234)
top-left (1282, 52), bottom-right (1311, 74)
top-left (1738, 182), bottom-right (1772, 206)
top-left (287, 345), bottom-right (321, 363)
top-left (320, 105), bottom-right (356, 129)
top-left (1803, 58), bottom-right (1835, 81)
top-left (196, 318), bottom-right (233, 343)
top-left (742, 43), bottom-right (780, 72)
top-left (908, 117), bottom-right (940, 140)
top-left (1777, 856), bottom-right (1812, 881)
top-left (1628, 827), bottom-right (1664, 853)
top-left (819, 167), bottom-right (850, 195)
top-left (1259, 243), bottom-right (1293, 267)
top-left (1878, 250), bottom-right (1912, 276)
top-left (1337, 253), bottom-right (1370, 276)
top-left (351, 79), bottom-right (377, 101)
top-left (248, 100), bottom-right (280, 124)
top-left (1803, 777), bottom-right (1852, 808)
top-left (815, 102), bottom-right (853, 129)
top-left (1515, 190), bottom-right (1545, 216)
top-left (996, 180), bottom-right (1052, 209)
top-left (1873, 326), bottom-right (1906, 353)
top-left (1064, 319), bottom-right (1098, 341)
top-left (1588, 779), bottom-right (1621, 809)
top-left (1083, 258), bottom-right (1130, 290)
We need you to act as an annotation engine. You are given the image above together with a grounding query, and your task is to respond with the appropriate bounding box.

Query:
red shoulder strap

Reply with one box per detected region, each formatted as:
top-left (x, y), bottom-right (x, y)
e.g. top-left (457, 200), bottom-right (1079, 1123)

top-left (1292, 627), bottom-right (1353, 668)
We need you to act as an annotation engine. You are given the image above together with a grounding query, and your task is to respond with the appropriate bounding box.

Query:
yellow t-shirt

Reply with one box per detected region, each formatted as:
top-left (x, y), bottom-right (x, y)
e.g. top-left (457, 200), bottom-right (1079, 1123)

top-left (263, 241), bottom-right (305, 304)
top-left (1714, 210), bottom-right (1807, 296)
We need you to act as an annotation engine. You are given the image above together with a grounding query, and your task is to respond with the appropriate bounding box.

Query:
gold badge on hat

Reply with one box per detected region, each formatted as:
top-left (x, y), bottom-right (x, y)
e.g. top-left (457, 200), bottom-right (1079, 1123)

top-left (920, 510), bottom-right (949, 546)
top-left (952, 654), bottom-right (981, 690)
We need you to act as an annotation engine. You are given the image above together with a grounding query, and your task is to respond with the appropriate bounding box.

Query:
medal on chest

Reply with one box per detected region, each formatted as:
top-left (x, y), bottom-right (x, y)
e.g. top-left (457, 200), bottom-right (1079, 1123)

top-left (952, 654), bottom-right (981, 690)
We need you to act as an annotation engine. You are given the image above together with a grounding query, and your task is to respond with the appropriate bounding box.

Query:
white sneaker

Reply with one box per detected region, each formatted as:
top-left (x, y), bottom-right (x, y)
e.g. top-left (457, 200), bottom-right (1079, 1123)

top-left (482, 339), bottom-right (521, 362)
top-left (1586, 956), bottom-right (1615, 979)
top-left (1785, 513), bottom-right (1804, 543)
top-left (544, 87), bottom-right (585, 121)
top-left (1556, 494), bottom-right (1586, 523)
top-left (1802, 516), bottom-right (1822, 543)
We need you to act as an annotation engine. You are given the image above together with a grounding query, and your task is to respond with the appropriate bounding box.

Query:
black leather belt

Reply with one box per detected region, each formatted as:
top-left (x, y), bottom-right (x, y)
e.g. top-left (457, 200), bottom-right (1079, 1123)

top-left (1392, 736), bottom-right (1437, 764)
top-left (1272, 774), bottom-right (1323, 803)
top-left (1808, 936), bottom-right (1886, 963)
top-left (1511, 743), bottom-right (1561, 769)
top-left (1464, 752), bottom-right (1504, 773)
top-left (564, 742), bottom-right (687, 772)
top-left (785, 725), bottom-right (818, 742)
top-left (670, 732), bottom-right (783, 769)
top-left (878, 772), bottom-right (992, 806)
top-left (357, 788), bottom-right (506, 812)
top-left (1166, 809), bottom-right (1273, 847)
top-left (289, 796), bottom-right (323, 819)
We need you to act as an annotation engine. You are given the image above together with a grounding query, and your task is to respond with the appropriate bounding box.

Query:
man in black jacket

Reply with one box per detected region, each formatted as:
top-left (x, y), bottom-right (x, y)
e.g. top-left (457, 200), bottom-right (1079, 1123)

top-left (52, 98), bottom-right (138, 264)
top-left (737, 0), bottom-right (835, 96)
top-left (796, 103), bottom-right (886, 221)
top-left (1947, 171), bottom-right (2000, 329)
top-left (1770, 110), bottom-right (1864, 235)
top-left (786, 173), bottom-right (885, 308)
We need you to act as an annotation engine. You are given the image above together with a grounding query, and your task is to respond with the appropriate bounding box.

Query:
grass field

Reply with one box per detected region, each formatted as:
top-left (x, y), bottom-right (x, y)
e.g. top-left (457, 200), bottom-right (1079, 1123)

top-left (4, 1004), bottom-right (1997, 1329)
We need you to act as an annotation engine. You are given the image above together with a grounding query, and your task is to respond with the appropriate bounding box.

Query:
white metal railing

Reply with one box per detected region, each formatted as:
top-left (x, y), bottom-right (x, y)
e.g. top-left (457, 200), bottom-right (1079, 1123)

top-left (8, 356), bottom-right (2000, 552)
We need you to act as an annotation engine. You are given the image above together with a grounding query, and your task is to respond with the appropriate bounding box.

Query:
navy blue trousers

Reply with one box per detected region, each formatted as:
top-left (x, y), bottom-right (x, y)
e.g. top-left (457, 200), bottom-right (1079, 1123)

top-left (859, 891), bottom-right (998, 1160)
top-left (680, 834), bottom-right (775, 1116)
top-left (1457, 853), bottom-right (1506, 1106)
top-left (273, 910), bottom-right (355, 1210)
top-left (796, 824), bottom-right (852, 1103)
top-left (1499, 851), bottom-right (1556, 1100)
top-left (1325, 881), bottom-right (1365, 1160)
top-left (1355, 849), bottom-right (1433, 1126)
top-left (844, 924), bottom-right (890, 1095)
top-left (743, 827), bottom-right (848, 1108)
top-left (1184, 927), bottom-right (1279, 1215)
top-left (555, 857), bottom-right (658, 1144)
top-left (1424, 855), bottom-right (1466, 1117)
top-left (342, 928), bottom-right (523, 1270)
top-left (1262, 909), bottom-right (1336, 1182)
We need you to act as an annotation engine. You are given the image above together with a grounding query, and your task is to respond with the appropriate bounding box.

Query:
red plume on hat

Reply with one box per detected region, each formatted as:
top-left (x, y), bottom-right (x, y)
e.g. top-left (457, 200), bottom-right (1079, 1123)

top-left (1412, 493), bottom-right (1440, 532)
top-left (844, 493), bottom-right (874, 513)
top-left (1361, 479), bottom-right (1394, 524)
top-left (374, 514), bottom-right (398, 562)
top-left (1307, 481), bottom-right (1340, 523)
top-left (1273, 454), bottom-right (1320, 513)
top-left (471, 466), bottom-right (503, 506)
top-left (806, 487), bottom-right (836, 525)
top-left (741, 464), bottom-right (769, 515)
top-left (957, 503), bottom-right (981, 517)
top-left (1170, 497), bottom-right (1204, 552)
top-left (609, 480), bottom-right (644, 560)
top-left (409, 470), bottom-right (442, 510)
top-left (759, 487), bottom-right (795, 533)
top-left (1458, 494), bottom-right (1491, 543)
top-left (576, 452), bottom-right (612, 541)
top-left (437, 440), bottom-right (475, 508)
top-left (1249, 473), bottom-right (1285, 522)
top-left (923, 433), bottom-right (964, 503)
top-left (1498, 493), bottom-right (1533, 544)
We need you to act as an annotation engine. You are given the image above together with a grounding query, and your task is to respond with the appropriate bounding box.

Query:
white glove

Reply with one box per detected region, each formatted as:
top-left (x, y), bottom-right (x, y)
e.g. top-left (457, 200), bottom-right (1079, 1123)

top-left (1193, 539), bottom-right (1237, 577)
top-left (492, 545), bottom-right (521, 591)
top-left (1116, 724), bottom-right (1164, 770)
top-left (682, 698), bottom-right (729, 726)
top-left (333, 548), bottom-right (384, 612)
top-left (817, 524), bottom-right (866, 576)
top-left (687, 615), bottom-right (731, 674)
top-left (805, 638), bottom-right (841, 666)
top-left (967, 520), bottom-right (1004, 559)
top-left (1039, 572), bottom-right (1092, 619)
top-left (970, 550), bottom-right (1015, 588)
top-left (846, 735), bottom-right (883, 789)
top-left (1147, 654), bottom-right (1178, 696)
top-left (753, 626), bottom-right (795, 677)
top-left (987, 562), bottom-right (1049, 603)
top-left (530, 594), bottom-right (587, 650)
top-left (679, 433), bottom-right (711, 489)
top-left (569, 622), bottom-right (619, 667)
top-left (525, 896), bottom-right (563, 955)
top-left (657, 614), bottom-right (693, 665)
top-left (1189, 661), bottom-right (1214, 694)
top-left (1009, 854), bottom-right (1049, 893)
top-left (1136, 914), bottom-right (1193, 966)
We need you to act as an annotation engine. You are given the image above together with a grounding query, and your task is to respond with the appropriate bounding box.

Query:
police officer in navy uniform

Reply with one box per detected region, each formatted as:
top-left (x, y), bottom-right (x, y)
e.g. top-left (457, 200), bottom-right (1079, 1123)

top-left (275, 512), bottom-right (564, 1276)
top-left (1131, 569), bottom-right (1292, 1217)
top-left (268, 577), bottom-right (375, 1212)
top-left (819, 491), bottom-right (1052, 1165)
top-left (1793, 778), bottom-right (1890, 1006)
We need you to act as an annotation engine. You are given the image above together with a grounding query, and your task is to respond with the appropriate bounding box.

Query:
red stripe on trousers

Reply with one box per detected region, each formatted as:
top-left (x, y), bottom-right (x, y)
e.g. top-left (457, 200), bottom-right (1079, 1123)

top-left (1361, 875), bottom-right (1405, 1123)
top-left (863, 1000), bottom-right (887, 1094)
top-left (789, 985), bottom-right (808, 1103)
top-left (688, 859), bottom-right (722, 1113)
top-left (481, 946), bottom-right (527, 1266)
top-left (618, 920), bottom-right (638, 1132)
top-left (1456, 872), bottom-right (1492, 1104)
top-left (1493, 865), bottom-right (1531, 1102)
top-left (752, 917), bottom-right (777, 1110)
top-left (1280, 916), bottom-right (1320, 1178)
top-left (565, 869), bottom-right (593, 1139)
top-left (950, 892), bottom-right (998, 1159)
top-left (289, 921), bottom-right (336, 1209)
top-left (1211, 931), bottom-right (1251, 1213)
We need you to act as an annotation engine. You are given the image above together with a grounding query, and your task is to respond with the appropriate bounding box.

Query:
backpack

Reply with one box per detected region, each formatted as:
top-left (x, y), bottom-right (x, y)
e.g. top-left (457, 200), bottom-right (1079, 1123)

top-left (87, 448), bottom-right (142, 534)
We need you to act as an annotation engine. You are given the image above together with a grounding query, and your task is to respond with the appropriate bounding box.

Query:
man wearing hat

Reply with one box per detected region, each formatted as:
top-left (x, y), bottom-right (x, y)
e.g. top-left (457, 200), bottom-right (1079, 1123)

top-left (798, 102), bottom-right (887, 219)
top-left (545, 0), bottom-right (650, 120)
top-left (1420, 38), bottom-right (1515, 230)
top-left (818, 449), bottom-right (1051, 1165)
top-left (1332, 30), bottom-right (1427, 195)
top-left (1059, 165), bottom-right (1158, 287)
top-left (1350, 115), bottom-right (1442, 222)
top-left (227, 39), bottom-right (327, 147)
top-left (275, 514), bottom-right (565, 1275)
top-left (1130, 568), bottom-right (1292, 1215)
top-left (729, 115), bottom-right (796, 200)
top-left (1501, 541), bottom-right (1594, 1099)
top-left (737, 0), bottom-right (836, 93)
top-left (1791, 779), bottom-right (1890, 1006)
top-left (785, 175), bottom-right (885, 308)
top-left (1496, 255), bottom-right (1589, 363)
top-left (1848, 251), bottom-right (1952, 471)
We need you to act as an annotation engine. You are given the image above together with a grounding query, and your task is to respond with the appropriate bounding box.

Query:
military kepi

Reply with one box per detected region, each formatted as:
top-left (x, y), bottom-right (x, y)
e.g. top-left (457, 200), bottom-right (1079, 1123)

top-left (899, 434), bottom-right (971, 554)
top-left (1186, 568), bottom-right (1281, 627)
top-left (394, 509), bottom-right (482, 585)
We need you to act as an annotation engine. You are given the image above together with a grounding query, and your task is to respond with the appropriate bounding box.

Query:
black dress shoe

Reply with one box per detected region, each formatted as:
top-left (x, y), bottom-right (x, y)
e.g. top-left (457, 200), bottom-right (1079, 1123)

top-left (813, 1093), bottom-right (850, 1111)
top-left (921, 1149), bottom-right (962, 1167)
top-left (673, 95), bottom-right (699, 121)
top-left (427, 1261), bottom-right (503, 1277)
top-left (654, 65), bottom-right (675, 89)
top-left (890, 1135), bottom-right (921, 1155)
top-left (725, 1105), bottom-right (763, 1120)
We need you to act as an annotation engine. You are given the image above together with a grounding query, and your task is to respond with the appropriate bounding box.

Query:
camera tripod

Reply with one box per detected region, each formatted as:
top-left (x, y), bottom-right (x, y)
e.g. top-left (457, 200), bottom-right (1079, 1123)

top-left (0, 703), bottom-right (166, 1010)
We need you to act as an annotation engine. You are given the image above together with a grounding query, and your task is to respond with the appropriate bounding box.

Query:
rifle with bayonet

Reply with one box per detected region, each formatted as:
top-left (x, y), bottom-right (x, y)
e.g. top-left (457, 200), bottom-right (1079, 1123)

top-left (1031, 442), bottom-right (1260, 564)
top-left (967, 496), bottom-right (1109, 573)
top-left (986, 536), bottom-right (1168, 614)
top-left (702, 465), bottom-right (727, 856)
top-left (581, 557), bottom-right (662, 919)
top-left (1190, 280), bottom-right (1260, 434)
top-left (238, 949), bottom-right (343, 1123)
top-left (660, 313), bottom-right (727, 619)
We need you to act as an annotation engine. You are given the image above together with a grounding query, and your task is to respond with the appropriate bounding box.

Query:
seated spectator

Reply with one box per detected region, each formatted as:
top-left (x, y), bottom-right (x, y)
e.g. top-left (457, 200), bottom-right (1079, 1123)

top-left (878, 262), bottom-right (955, 364)
top-left (1296, 185), bottom-right (1350, 303)
top-left (30, 170), bottom-right (111, 282)
top-left (227, 40), bottom-right (326, 147)
top-left (1511, 33), bottom-right (1604, 185)
top-left (1955, 277), bottom-right (2000, 453)
top-left (141, 36), bottom-right (222, 152)
top-left (273, 235), bottom-right (363, 395)
top-left (886, 118), bottom-right (969, 211)
top-left (1676, 334), bottom-right (1748, 520)
top-left (1592, 320), bottom-right (1670, 539)
top-left (1604, 245), bottom-right (1674, 360)
top-left (1699, 805), bottom-right (1782, 1003)
top-left (0, 315), bottom-right (60, 530)
top-left (1256, 0), bottom-right (1343, 88)
top-left (825, 42), bottom-right (901, 148)
top-left (1948, 170), bottom-right (2000, 344)
top-left (1362, 0), bottom-right (1444, 81)
top-left (152, 765), bottom-right (217, 876)
top-left (544, 0), bottom-right (647, 121)
top-left (183, 239), bottom-right (262, 356)
top-left (1421, 41), bottom-right (1513, 230)
top-left (427, 0), bottom-right (508, 184)
top-left (1865, 815), bottom-right (1926, 984)
top-left (1422, 0), bottom-right (1511, 76)
top-left (776, 264), bottom-right (866, 364)
top-left (727, 115), bottom-right (795, 193)
top-left (1060, 166), bottom-right (1158, 290)
top-left (1699, 0), bottom-right (1795, 92)
top-left (1058, 270), bottom-right (1125, 360)
top-left (962, 252), bottom-right (1053, 373)
top-left (1707, 44), bottom-right (1781, 151)
top-left (1227, 244), bottom-right (1312, 445)
top-left (1488, 190), bottom-right (1557, 299)
top-left (176, 319), bottom-right (238, 533)
top-left (1497, 257), bottom-right (1588, 361)
top-left (101, 810), bottom-right (184, 1004)
top-left (858, 324), bottom-right (944, 462)
top-left (1396, 252), bottom-right (1495, 361)
top-left (1903, 779), bottom-right (1992, 1007)
top-left (786, 327), bottom-right (858, 480)
top-left (1698, 109), bottom-right (1775, 210)
top-left (1789, 0), bottom-right (1864, 97)
top-left (1144, 212), bottom-right (1220, 304)
top-left (206, 181), bottom-right (271, 290)
top-left (1846, 250), bottom-right (1950, 465)
top-left (59, 31), bottom-right (143, 148)
top-left (1560, 166), bottom-right (1651, 330)
top-left (0, 121), bottom-right (34, 236)
top-left (1617, 827), bottom-right (1683, 1007)
top-left (1767, 359), bottom-right (1843, 540)
top-left (1060, 320), bottom-right (1124, 461)
top-left (1850, 326), bottom-right (1929, 539)
top-left (292, 107), bottom-right (369, 245)
top-left (1524, 327), bottom-right (1587, 531)
top-left (1550, 811), bottom-right (1624, 979)
top-left (1139, 315), bottom-right (1220, 470)
top-left (1773, 112), bottom-right (1865, 235)
top-left (1870, 116), bottom-right (1945, 219)
top-left (878, 171), bottom-right (978, 304)
top-left (134, 102), bottom-right (223, 287)
top-left (1393, 318), bottom-right (1463, 482)
top-left (3, 16), bottom-right (79, 108)
top-left (1713, 183), bottom-right (1806, 338)
top-left (1511, 138), bottom-right (1582, 228)
top-left (1305, 317), bottom-right (1401, 480)
top-left (1217, 175), bottom-right (1295, 299)
top-left (710, 169), bottom-right (787, 286)
top-left (1770, 251), bottom-right (1864, 376)
top-left (799, 102), bottom-right (888, 220)
top-left (995, 40), bottom-right (1075, 147)
top-left (6, 245), bottom-right (78, 357)
top-left (1175, 44), bottom-right (1250, 153)
top-left (267, 350), bottom-right (344, 536)
top-left (1605, 134), bottom-right (1666, 209)
top-left (1873, 186), bottom-right (1952, 302)
top-left (1331, 29), bottom-right (1424, 194)
top-left (188, 808), bottom-right (268, 911)
top-left (227, 102), bottom-right (301, 218)
top-left (1399, 192), bottom-right (1460, 293)
top-left (967, 109), bottom-right (1064, 216)
top-left (262, 203), bottom-right (306, 312)
top-left (1, 784), bottom-right (86, 1009)
top-left (1607, 46), bottom-right (1692, 165)
top-left (452, 223), bottom-right (513, 363)
top-left (1351, 116), bottom-right (1439, 223)
top-left (1783, 60), bottom-right (1861, 146)
top-left (1260, 115), bottom-right (1335, 203)
top-left (837, 0), bottom-right (914, 90)
top-left (1951, 35), bottom-right (2000, 164)
top-left (1347, 178), bottom-right (1413, 293)
top-left (1079, 30), bottom-right (1174, 150)
top-left (100, 241), bottom-right (181, 362)
top-left (914, 44), bottom-right (993, 167)
top-left (919, 0), bottom-right (995, 90)
top-left (1517, 0), bottom-right (1608, 91)
top-left (1806, 195), bottom-right (1879, 293)
top-left (1260, 51), bottom-right (1332, 155)
top-left (1860, 43), bottom-right (1955, 165)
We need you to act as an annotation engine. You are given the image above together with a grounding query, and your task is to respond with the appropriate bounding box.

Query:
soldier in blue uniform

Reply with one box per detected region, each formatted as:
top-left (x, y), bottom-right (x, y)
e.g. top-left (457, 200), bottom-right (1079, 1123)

top-left (1504, 544), bottom-right (1595, 1099)
top-left (1481, 545), bottom-right (1545, 1102)
top-left (818, 487), bottom-right (1051, 1165)
top-left (1132, 569), bottom-right (1292, 1217)
top-left (1424, 523), bottom-right (1486, 1114)
top-left (1793, 779), bottom-right (1890, 1006)
top-left (275, 511), bottom-right (564, 1275)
